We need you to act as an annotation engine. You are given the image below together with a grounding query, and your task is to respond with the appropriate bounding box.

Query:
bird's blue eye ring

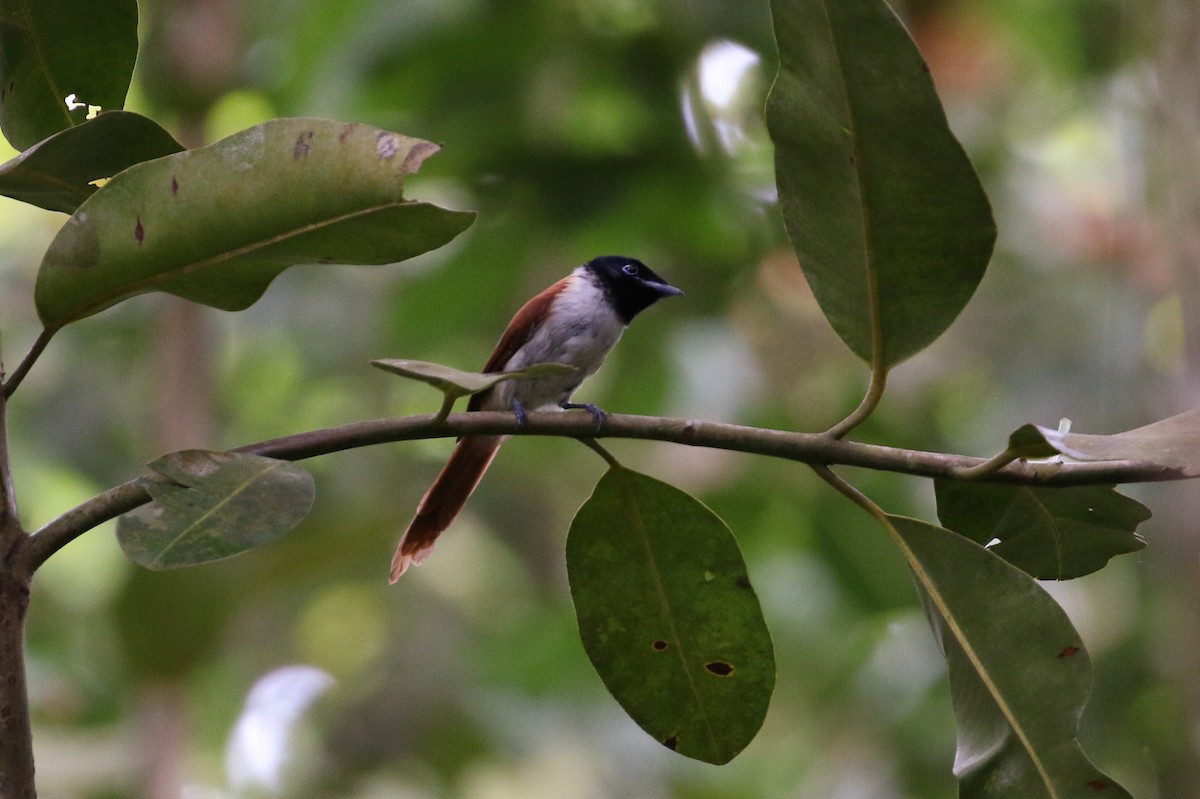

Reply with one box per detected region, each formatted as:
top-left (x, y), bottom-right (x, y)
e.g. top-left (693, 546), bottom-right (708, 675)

top-left (622, 264), bottom-right (639, 275)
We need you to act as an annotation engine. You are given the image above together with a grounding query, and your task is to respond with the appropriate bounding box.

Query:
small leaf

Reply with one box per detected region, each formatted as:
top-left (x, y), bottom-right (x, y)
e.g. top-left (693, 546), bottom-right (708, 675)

top-left (0, 0), bottom-right (139, 150)
top-left (117, 450), bottom-right (315, 569)
top-left (1037, 407), bottom-right (1200, 476)
top-left (1004, 423), bottom-right (1061, 460)
top-left (888, 515), bottom-right (1131, 798)
top-left (0, 110), bottom-right (184, 213)
top-left (934, 481), bottom-right (1148, 580)
top-left (766, 0), bottom-right (995, 365)
top-left (34, 118), bottom-right (476, 330)
top-left (567, 466), bottom-right (775, 764)
top-left (371, 358), bottom-right (577, 400)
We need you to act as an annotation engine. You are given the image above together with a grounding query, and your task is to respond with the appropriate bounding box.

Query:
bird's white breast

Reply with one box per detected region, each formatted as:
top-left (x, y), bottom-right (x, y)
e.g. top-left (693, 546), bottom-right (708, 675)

top-left (491, 270), bottom-right (626, 411)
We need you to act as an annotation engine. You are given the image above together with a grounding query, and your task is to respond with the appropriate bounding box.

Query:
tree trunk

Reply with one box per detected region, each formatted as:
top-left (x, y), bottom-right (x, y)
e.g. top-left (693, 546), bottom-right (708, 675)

top-left (0, 571), bottom-right (35, 799)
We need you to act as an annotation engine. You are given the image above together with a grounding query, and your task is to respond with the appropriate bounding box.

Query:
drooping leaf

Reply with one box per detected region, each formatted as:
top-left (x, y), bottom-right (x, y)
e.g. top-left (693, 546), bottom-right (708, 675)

top-left (887, 515), bottom-right (1131, 798)
top-left (766, 0), bottom-right (996, 365)
top-left (934, 481), bottom-right (1148, 580)
top-left (567, 465), bottom-right (775, 765)
top-left (0, 0), bottom-right (139, 150)
top-left (0, 110), bottom-right (183, 213)
top-left (1037, 407), bottom-right (1200, 477)
top-left (117, 450), bottom-right (315, 569)
top-left (371, 358), bottom-right (577, 401)
top-left (35, 118), bottom-right (476, 330)
top-left (1005, 423), bottom-right (1062, 460)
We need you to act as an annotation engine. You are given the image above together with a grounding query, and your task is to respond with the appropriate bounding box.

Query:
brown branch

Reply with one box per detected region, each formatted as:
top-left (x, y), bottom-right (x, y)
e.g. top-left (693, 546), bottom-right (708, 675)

top-left (2, 328), bottom-right (55, 400)
top-left (10, 410), bottom-right (1185, 577)
top-left (0, 388), bottom-right (35, 797)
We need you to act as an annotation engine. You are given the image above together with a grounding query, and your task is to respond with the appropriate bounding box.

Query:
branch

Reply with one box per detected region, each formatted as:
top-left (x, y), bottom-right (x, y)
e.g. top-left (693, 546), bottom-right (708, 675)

top-left (0, 385), bottom-right (20, 543)
top-left (11, 411), bottom-right (1186, 577)
top-left (2, 328), bottom-right (55, 399)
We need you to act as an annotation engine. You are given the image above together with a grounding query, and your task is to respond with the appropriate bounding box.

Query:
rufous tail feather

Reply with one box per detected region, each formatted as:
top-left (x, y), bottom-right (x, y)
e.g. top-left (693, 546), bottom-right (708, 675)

top-left (390, 435), bottom-right (503, 582)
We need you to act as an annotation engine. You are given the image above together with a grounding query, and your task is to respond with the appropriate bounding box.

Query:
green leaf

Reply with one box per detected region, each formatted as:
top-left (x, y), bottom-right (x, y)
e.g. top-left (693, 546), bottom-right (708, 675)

top-left (567, 466), bottom-right (775, 764)
top-left (0, 110), bottom-right (184, 213)
top-left (0, 0), bottom-right (139, 150)
top-left (1037, 407), bottom-right (1200, 477)
top-left (887, 515), bottom-right (1131, 798)
top-left (934, 481), bottom-right (1148, 580)
top-left (766, 0), bottom-right (996, 365)
top-left (371, 358), bottom-right (577, 400)
top-left (117, 450), bottom-right (315, 569)
top-left (35, 118), bottom-right (476, 330)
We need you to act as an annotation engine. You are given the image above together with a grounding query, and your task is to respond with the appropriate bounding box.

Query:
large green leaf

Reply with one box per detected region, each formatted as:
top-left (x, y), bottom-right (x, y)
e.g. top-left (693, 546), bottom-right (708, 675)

top-left (934, 481), bottom-right (1148, 580)
top-left (888, 515), bottom-right (1130, 798)
top-left (766, 0), bottom-right (996, 365)
top-left (567, 466), bottom-right (775, 765)
top-left (0, 0), bottom-right (138, 150)
top-left (117, 450), bottom-right (315, 569)
top-left (0, 110), bottom-right (183, 213)
top-left (35, 118), bottom-right (476, 330)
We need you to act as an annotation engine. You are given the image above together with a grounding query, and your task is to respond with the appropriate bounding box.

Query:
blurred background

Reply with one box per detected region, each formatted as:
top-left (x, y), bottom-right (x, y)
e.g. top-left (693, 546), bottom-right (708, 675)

top-left (1, 0), bottom-right (1198, 796)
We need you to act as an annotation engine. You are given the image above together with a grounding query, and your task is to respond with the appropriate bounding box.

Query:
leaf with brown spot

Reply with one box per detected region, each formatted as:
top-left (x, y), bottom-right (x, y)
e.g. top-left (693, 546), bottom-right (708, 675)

top-left (567, 465), bottom-right (774, 765)
top-left (117, 450), bottom-right (315, 569)
top-left (34, 118), bottom-right (474, 330)
top-left (887, 515), bottom-right (1132, 798)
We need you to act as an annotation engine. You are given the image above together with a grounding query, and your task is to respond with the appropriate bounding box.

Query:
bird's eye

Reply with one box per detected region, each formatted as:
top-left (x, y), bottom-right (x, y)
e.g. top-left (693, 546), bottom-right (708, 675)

top-left (622, 264), bottom-right (639, 275)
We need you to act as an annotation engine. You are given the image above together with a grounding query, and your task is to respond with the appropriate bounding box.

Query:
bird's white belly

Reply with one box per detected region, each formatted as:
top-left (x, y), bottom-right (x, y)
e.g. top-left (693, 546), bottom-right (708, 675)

top-left (490, 278), bottom-right (626, 411)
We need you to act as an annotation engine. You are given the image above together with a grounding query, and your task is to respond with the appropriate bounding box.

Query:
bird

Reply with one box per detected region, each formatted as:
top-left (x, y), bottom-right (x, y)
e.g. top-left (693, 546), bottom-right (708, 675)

top-left (390, 255), bottom-right (682, 582)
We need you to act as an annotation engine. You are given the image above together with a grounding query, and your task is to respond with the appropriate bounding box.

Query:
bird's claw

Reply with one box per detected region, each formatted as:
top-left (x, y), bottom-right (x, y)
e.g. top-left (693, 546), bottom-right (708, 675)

top-left (562, 402), bottom-right (606, 429)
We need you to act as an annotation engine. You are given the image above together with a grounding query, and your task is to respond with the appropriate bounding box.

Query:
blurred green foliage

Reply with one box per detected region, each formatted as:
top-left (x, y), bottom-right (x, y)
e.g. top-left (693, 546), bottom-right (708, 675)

top-left (1, 0), bottom-right (1196, 797)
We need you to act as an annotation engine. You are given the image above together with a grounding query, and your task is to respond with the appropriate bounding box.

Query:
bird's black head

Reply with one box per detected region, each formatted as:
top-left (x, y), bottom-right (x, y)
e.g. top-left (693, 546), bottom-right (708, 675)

top-left (583, 255), bottom-right (683, 323)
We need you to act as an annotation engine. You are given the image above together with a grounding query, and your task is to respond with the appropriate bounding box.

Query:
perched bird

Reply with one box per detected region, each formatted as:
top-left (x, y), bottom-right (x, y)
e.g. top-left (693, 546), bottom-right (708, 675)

top-left (390, 255), bottom-right (682, 581)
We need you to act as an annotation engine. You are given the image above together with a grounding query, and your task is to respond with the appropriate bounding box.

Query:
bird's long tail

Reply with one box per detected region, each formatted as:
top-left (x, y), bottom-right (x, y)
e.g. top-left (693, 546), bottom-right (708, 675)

top-left (390, 435), bottom-right (504, 582)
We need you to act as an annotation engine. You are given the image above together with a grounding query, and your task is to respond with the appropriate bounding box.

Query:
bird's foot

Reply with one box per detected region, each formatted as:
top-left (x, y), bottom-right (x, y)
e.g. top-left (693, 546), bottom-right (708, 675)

top-left (562, 402), bottom-right (606, 429)
top-left (513, 399), bottom-right (528, 429)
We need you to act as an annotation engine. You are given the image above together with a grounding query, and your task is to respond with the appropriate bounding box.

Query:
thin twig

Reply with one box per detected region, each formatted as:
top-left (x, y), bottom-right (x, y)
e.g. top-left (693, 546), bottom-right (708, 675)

top-left (3, 328), bottom-right (56, 399)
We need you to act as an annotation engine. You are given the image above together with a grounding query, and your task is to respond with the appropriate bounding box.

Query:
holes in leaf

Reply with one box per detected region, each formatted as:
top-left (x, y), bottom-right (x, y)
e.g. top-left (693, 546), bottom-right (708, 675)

top-left (705, 661), bottom-right (734, 676)
top-left (652, 640), bottom-right (669, 652)
top-left (294, 131), bottom-right (313, 159)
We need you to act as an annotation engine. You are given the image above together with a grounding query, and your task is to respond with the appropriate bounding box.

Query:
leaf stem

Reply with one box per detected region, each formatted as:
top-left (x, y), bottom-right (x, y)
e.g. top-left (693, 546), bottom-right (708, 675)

top-left (823, 361), bottom-right (887, 439)
top-left (810, 464), bottom-right (888, 525)
top-left (949, 448), bottom-right (1024, 480)
top-left (580, 438), bottom-right (622, 468)
top-left (434, 394), bottom-right (456, 423)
